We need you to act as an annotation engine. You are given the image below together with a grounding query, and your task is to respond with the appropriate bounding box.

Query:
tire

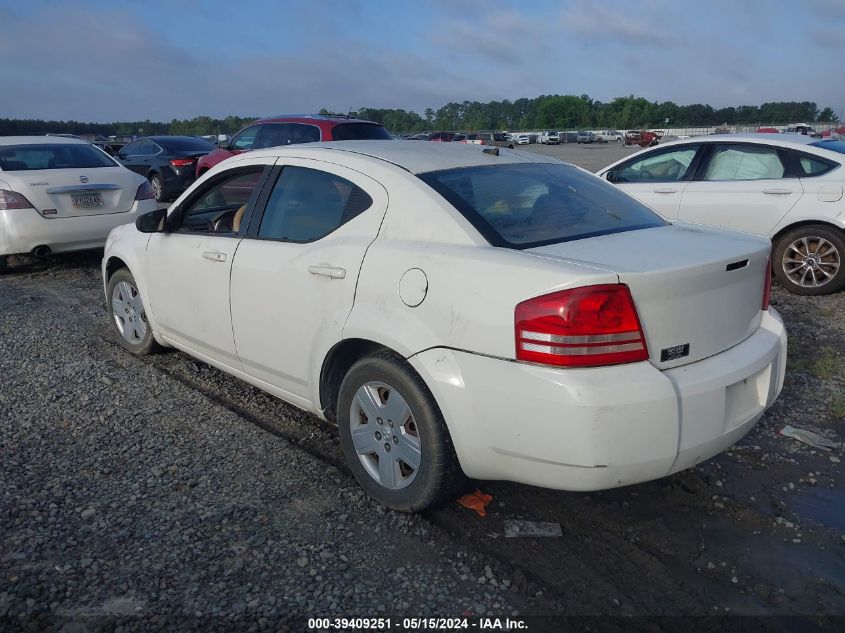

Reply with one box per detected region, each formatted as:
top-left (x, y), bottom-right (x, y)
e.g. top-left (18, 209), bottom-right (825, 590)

top-left (508, 144), bottom-right (514, 149)
top-left (337, 351), bottom-right (464, 512)
top-left (106, 268), bottom-right (160, 355)
top-left (773, 225), bottom-right (845, 295)
top-left (149, 173), bottom-right (165, 203)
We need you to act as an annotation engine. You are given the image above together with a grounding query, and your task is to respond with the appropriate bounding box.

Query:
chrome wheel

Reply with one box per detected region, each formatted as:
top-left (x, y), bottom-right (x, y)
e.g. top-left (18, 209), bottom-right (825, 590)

top-left (782, 236), bottom-right (840, 289)
top-left (111, 280), bottom-right (148, 344)
top-left (349, 381), bottom-right (421, 490)
top-left (150, 176), bottom-right (163, 201)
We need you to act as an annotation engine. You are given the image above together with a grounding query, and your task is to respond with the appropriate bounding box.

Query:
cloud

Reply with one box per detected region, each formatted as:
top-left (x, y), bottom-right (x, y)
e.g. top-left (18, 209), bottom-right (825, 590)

top-left (432, 9), bottom-right (552, 65)
top-left (561, 1), bottom-right (681, 47)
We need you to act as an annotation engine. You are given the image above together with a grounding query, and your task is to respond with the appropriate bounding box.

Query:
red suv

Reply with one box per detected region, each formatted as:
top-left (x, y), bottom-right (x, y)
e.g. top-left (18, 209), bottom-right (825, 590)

top-left (196, 114), bottom-right (391, 177)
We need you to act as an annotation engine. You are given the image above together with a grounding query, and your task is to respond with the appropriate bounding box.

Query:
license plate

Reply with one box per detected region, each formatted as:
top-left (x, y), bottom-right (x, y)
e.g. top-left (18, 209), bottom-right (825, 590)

top-left (71, 193), bottom-right (104, 209)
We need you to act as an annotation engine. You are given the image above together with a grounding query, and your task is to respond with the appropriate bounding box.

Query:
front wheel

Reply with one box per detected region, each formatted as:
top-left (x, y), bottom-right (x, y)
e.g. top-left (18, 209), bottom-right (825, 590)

top-left (773, 225), bottom-right (845, 295)
top-left (107, 268), bottom-right (160, 354)
top-left (337, 352), bottom-right (463, 512)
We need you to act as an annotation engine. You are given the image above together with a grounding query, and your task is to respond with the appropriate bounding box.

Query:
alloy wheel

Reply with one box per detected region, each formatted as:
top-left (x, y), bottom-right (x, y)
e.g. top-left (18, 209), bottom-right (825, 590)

top-left (349, 381), bottom-right (421, 490)
top-left (781, 236), bottom-right (840, 289)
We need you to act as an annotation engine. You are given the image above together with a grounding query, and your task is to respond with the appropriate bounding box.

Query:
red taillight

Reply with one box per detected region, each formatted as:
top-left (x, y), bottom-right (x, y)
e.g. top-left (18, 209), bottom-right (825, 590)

top-left (135, 182), bottom-right (155, 201)
top-left (762, 258), bottom-right (772, 310)
top-left (0, 189), bottom-right (34, 210)
top-left (170, 158), bottom-right (196, 166)
top-left (515, 284), bottom-right (649, 367)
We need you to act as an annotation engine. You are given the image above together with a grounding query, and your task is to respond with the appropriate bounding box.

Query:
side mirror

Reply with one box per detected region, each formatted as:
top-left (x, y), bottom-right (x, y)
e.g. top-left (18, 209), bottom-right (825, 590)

top-left (136, 208), bottom-right (167, 233)
top-left (217, 139), bottom-right (230, 149)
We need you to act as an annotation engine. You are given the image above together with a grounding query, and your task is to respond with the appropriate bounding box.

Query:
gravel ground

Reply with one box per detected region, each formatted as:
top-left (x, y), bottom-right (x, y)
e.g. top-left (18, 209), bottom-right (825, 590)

top-left (1, 143), bottom-right (844, 629)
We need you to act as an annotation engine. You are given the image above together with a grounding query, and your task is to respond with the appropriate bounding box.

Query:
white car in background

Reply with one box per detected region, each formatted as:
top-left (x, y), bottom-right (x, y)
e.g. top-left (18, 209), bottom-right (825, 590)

top-left (598, 134), bottom-right (845, 294)
top-left (513, 134), bottom-right (530, 145)
top-left (0, 136), bottom-right (156, 271)
top-left (597, 130), bottom-right (623, 143)
top-left (102, 141), bottom-right (785, 512)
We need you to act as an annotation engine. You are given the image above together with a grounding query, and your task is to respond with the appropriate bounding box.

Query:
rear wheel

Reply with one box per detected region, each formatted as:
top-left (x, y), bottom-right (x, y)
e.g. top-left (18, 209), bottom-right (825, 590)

top-left (337, 351), bottom-right (463, 512)
top-left (107, 268), bottom-right (159, 354)
top-left (149, 173), bottom-right (165, 202)
top-left (773, 225), bottom-right (845, 295)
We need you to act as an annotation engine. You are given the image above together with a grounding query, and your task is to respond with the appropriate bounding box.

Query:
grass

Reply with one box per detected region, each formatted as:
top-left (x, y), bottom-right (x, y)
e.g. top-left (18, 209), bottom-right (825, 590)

top-left (831, 393), bottom-right (845, 420)
top-left (788, 349), bottom-right (841, 380)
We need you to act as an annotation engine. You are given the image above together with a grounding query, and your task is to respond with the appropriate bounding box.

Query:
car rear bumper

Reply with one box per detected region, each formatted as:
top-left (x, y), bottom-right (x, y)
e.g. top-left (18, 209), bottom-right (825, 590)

top-left (409, 309), bottom-right (786, 491)
top-left (0, 201), bottom-right (153, 256)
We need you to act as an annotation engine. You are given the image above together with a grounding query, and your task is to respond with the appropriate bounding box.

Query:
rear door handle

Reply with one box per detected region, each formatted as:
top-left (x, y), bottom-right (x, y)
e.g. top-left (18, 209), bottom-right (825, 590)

top-left (652, 187), bottom-right (677, 194)
top-left (308, 265), bottom-right (346, 279)
top-left (202, 250), bottom-right (227, 262)
top-left (763, 188), bottom-right (792, 195)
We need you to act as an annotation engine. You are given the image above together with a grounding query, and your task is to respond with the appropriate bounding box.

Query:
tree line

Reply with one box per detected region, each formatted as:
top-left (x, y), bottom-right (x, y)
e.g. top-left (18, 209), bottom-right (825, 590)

top-left (0, 96), bottom-right (838, 138)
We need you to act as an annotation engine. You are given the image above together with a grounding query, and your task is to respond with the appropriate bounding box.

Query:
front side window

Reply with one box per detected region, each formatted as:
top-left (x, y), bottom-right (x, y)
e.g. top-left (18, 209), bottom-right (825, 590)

top-left (617, 147), bottom-right (698, 183)
top-left (177, 167), bottom-right (264, 233)
top-left (231, 126), bottom-right (261, 151)
top-left (0, 143), bottom-right (117, 171)
top-left (420, 163), bottom-right (667, 249)
top-left (257, 166), bottom-right (373, 242)
top-left (702, 144), bottom-right (785, 181)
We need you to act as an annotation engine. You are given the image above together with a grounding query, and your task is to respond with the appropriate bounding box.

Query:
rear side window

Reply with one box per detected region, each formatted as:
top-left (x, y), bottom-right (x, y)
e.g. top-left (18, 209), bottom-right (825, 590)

top-left (331, 123), bottom-right (392, 141)
top-left (794, 152), bottom-right (837, 177)
top-left (0, 144), bottom-right (116, 171)
top-left (702, 145), bottom-right (785, 180)
top-left (420, 163), bottom-right (667, 249)
top-left (287, 124), bottom-right (321, 144)
top-left (257, 166), bottom-right (373, 242)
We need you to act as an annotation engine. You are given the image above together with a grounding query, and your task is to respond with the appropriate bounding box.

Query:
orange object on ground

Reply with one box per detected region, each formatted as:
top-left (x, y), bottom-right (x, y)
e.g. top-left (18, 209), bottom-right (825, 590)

top-left (457, 489), bottom-right (493, 517)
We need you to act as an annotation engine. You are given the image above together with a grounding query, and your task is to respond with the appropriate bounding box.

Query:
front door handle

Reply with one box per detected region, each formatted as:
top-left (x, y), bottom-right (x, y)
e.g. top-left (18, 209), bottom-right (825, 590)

top-left (202, 250), bottom-right (227, 262)
top-left (308, 265), bottom-right (346, 279)
top-left (652, 187), bottom-right (677, 194)
top-left (763, 188), bottom-right (792, 195)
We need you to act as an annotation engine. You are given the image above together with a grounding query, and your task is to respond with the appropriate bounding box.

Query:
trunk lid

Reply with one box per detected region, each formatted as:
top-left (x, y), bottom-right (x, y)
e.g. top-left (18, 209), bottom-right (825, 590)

top-left (9, 166), bottom-right (141, 218)
top-left (525, 223), bottom-right (770, 369)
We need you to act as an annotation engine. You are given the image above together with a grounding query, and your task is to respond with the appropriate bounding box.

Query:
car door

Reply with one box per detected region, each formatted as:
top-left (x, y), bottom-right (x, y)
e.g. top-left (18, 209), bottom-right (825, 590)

top-left (679, 143), bottom-right (804, 236)
top-left (229, 159), bottom-right (388, 407)
top-left (605, 144), bottom-right (702, 218)
top-left (145, 158), bottom-right (273, 368)
top-left (118, 140), bottom-right (153, 176)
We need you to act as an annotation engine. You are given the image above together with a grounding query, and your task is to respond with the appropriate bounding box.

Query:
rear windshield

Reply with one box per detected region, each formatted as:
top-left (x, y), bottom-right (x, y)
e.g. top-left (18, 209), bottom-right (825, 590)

top-left (420, 163), bottom-right (667, 249)
top-left (157, 137), bottom-right (216, 152)
top-left (0, 144), bottom-right (117, 171)
top-left (811, 140), bottom-right (845, 155)
top-left (331, 123), bottom-right (392, 141)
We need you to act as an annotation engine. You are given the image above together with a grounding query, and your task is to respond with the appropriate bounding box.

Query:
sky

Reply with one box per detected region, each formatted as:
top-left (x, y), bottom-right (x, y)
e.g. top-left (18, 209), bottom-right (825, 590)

top-left (0, 0), bottom-right (842, 123)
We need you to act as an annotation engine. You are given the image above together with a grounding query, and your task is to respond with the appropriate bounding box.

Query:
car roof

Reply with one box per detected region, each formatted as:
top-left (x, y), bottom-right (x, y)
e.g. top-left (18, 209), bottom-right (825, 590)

top-left (247, 140), bottom-right (560, 174)
top-left (0, 136), bottom-right (88, 146)
top-left (661, 133), bottom-right (823, 148)
top-left (256, 114), bottom-right (382, 126)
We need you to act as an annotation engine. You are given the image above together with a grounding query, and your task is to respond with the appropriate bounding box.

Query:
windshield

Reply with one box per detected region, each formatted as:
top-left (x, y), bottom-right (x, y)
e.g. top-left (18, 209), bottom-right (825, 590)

top-left (811, 140), bottom-right (845, 155)
top-left (331, 123), bottom-right (392, 141)
top-left (0, 144), bottom-right (117, 171)
top-left (157, 137), bottom-right (216, 153)
top-left (419, 163), bottom-right (667, 249)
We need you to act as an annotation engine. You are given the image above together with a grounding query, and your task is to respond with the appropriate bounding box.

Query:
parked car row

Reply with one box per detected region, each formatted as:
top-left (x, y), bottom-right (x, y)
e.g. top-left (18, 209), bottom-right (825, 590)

top-left (599, 134), bottom-right (845, 294)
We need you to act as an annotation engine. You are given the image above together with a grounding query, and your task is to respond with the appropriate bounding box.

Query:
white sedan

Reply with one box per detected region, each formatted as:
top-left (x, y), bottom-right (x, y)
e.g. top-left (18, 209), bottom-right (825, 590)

top-left (0, 136), bottom-right (157, 271)
top-left (597, 134), bottom-right (845, 294)
top-left (102, 141), bottom-right (786, 512)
